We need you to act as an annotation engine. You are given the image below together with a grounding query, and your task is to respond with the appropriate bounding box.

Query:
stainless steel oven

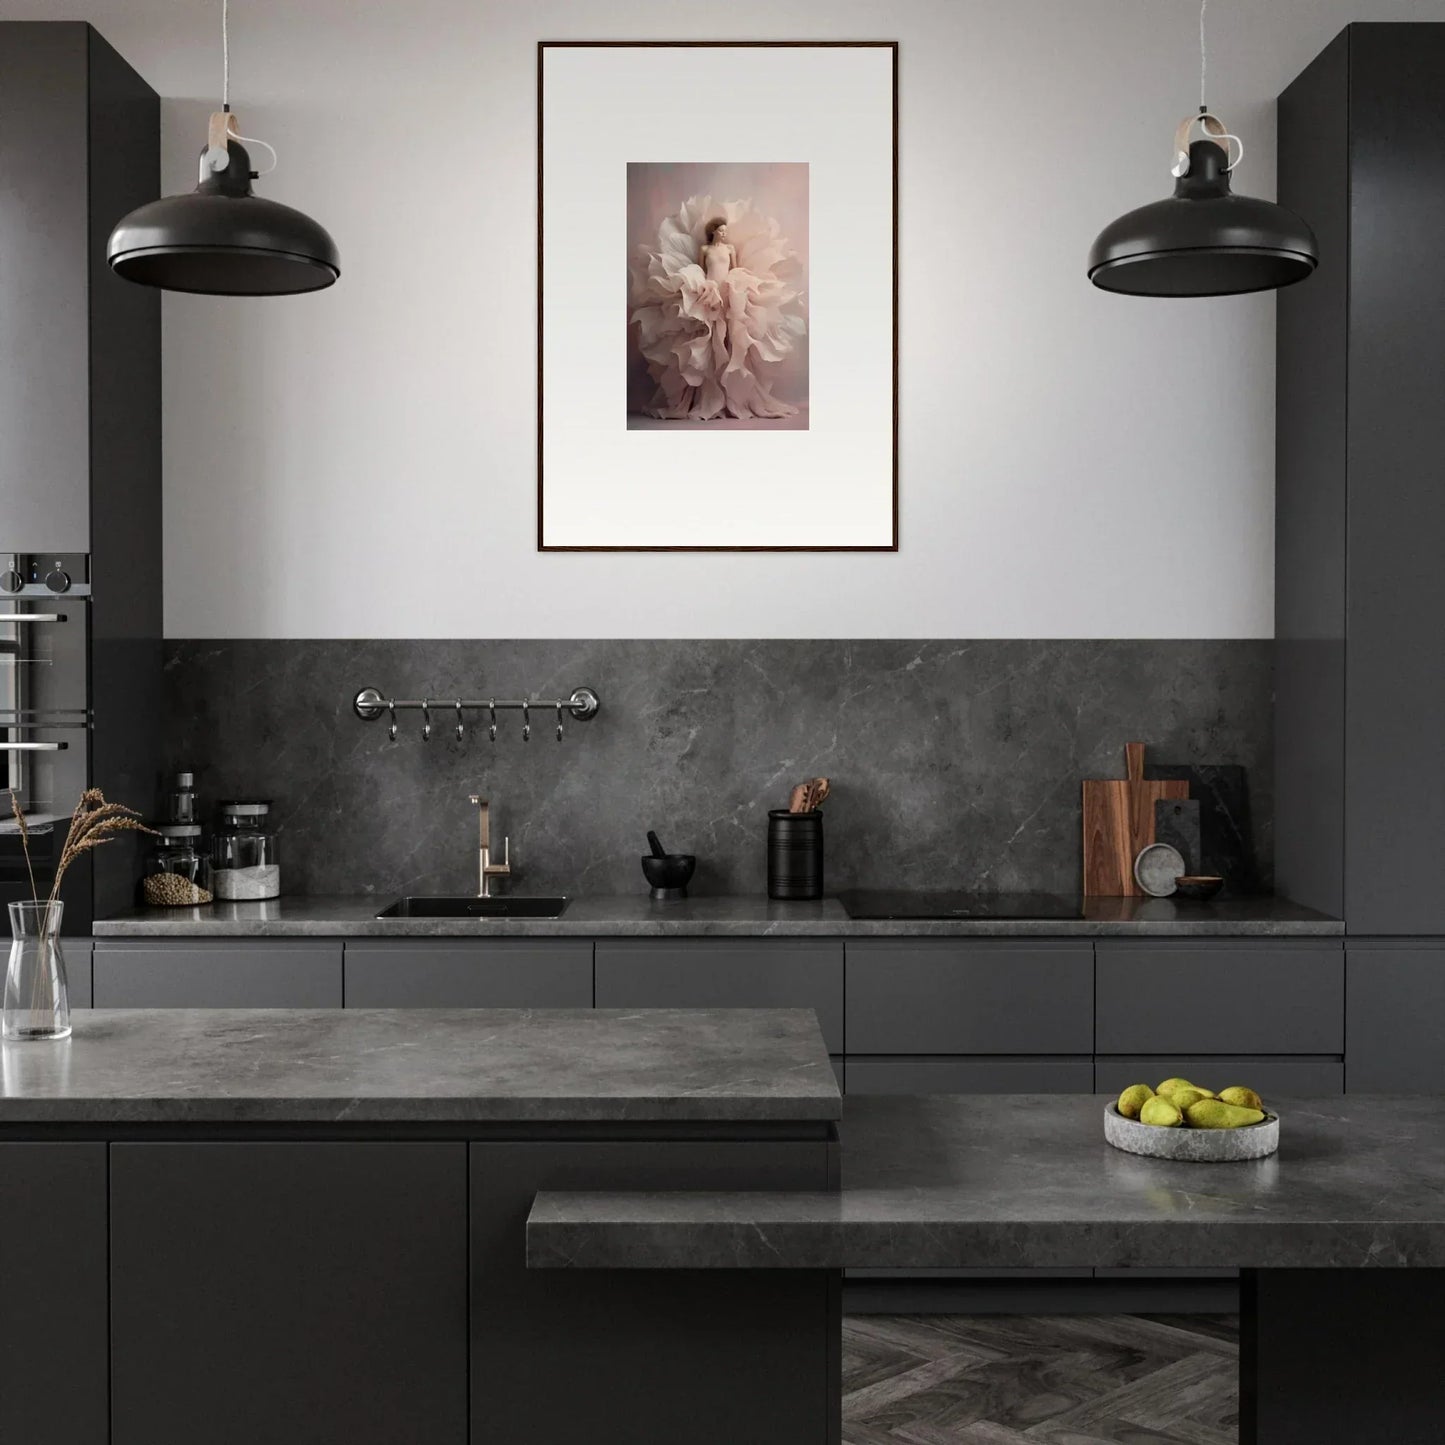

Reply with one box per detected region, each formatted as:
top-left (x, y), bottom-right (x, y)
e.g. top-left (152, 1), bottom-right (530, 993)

top-left (0, 555), bottom-right (92, 922)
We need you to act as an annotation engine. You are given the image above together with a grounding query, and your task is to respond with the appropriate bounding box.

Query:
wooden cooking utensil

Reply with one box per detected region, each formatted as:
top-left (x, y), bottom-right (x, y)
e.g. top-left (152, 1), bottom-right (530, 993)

top-left (1082, 742), bottom-right (1188, 896)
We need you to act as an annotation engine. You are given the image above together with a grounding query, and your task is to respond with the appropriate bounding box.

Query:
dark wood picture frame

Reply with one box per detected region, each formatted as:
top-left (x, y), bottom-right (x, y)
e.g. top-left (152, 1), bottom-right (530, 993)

top-left (537, 40), bottom-right (899, 552)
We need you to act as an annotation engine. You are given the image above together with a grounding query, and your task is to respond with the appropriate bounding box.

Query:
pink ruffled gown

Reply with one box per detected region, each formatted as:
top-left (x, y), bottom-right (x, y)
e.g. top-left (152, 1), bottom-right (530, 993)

top-left (629, 196), bottom-right (807, 421)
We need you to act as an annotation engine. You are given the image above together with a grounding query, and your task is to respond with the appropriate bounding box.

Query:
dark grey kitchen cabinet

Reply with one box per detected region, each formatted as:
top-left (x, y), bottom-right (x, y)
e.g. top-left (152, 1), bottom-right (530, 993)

top-left (846, 1057), bottom-right (1094, 1095)
top-left (0, 22), bottom-right (158, 550)
top-left (343, 939), bottom-right (592, 1008)
top-left (470, 1140), bottom-right (834, 1445)
top-left (1095, 942), bottom-right (1343, 1055)
top-left (1095, 1056), bottom-right (1344, 1097)
top-left (64, 939), bottom-right (93, 1008)
top-left (845, 940), bottom-right (1093, 1056)
top-left (93, 940), bottom-right (343, 1007)
top-left (0, 1143), bottom-right (108, 1445)
top-left (595, 940), bottom-right (844, 1053)
top-left (1346, 944), bottom-right (1445, 1092)
top-left (109, 1142), bottom-right (468, 1445)
top-left (1277, 24), bottom-right (1445, 934)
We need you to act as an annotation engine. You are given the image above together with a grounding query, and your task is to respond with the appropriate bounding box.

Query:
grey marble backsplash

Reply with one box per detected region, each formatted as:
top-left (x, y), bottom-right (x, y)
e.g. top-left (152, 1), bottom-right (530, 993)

top-left (161, 640), bottom-right (1273, 900)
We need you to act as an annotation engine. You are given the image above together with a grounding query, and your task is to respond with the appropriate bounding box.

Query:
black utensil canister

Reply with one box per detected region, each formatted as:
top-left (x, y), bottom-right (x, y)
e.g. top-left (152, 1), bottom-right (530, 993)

top-left (768, 809), bottom-right (824, 900)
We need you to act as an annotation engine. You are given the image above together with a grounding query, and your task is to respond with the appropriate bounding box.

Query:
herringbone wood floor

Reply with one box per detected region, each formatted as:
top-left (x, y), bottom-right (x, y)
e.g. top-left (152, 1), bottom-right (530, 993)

top-left (842, 1314), bottom-right (1239, 1444)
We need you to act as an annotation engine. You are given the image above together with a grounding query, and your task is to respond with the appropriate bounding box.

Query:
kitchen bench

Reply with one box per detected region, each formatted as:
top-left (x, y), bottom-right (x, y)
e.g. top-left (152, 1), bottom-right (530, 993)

top-left (529, 1092), bottom-right (1445, 1445)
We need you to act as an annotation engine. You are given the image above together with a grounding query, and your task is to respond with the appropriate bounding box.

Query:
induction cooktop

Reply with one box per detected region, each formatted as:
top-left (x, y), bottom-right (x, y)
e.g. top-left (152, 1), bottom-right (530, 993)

top-left (837, 890), bottom-right (1085, 921)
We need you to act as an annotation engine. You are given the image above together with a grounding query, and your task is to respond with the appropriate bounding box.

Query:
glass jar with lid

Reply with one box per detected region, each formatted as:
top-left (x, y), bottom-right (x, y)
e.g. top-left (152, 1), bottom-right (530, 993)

top-left (141, 824), bottom-right (213, 907)
top-left (210, 800), bottom-right (281, 901)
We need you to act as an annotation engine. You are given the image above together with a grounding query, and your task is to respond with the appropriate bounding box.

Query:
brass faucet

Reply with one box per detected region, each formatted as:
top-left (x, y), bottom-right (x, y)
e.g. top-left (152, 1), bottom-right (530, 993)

top-left (467, 795), bottom-right (511, 897)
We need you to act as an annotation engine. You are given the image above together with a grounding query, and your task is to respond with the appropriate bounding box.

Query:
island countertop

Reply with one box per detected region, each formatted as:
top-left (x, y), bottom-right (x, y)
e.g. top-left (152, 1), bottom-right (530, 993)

top-left (91, 893), bottom-right (1343, 938)
top-left (529, 1093), bottom-right (1445, 1271)
top-left (0, 1007), bottom-right (840, 1126)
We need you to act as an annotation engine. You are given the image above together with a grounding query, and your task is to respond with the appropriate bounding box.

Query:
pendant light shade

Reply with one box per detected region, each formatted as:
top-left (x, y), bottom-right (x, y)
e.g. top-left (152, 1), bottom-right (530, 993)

top-left (1088, 138), bottom-right (1317, 297)
top-left (1089, 0), bottom-right (1316, 298)
top-left (107, 0), bottom-right (338, 297)
top-left (107, 138), bottom-right (339, 296)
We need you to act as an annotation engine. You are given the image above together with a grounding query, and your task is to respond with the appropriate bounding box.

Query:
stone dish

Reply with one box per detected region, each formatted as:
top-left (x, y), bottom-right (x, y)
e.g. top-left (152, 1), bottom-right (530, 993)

top-left (1133, 842), bottom-right (1186, 897)
top-left (1104, 1103), bottom-right (1280, 1161)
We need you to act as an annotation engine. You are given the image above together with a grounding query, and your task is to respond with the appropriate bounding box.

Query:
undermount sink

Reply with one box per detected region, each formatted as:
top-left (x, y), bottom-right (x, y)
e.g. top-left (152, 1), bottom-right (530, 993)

top-left (376, 896), bottom-right (570, 919)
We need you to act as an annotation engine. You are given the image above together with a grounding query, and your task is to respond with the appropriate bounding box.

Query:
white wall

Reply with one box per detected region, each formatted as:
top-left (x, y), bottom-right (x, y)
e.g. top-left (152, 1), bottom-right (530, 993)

top-left (7, 0), bottom-right (1442, 638)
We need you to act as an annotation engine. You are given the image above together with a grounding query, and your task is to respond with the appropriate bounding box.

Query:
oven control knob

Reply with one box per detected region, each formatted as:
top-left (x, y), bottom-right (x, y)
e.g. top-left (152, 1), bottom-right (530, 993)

top-left (0, 569), bottom-right (22, 594)
top-left (44, 568), bottom-right (71, 594)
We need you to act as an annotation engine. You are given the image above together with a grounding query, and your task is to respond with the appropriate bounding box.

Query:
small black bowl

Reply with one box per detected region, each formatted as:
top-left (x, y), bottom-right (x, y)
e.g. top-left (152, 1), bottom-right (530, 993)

top-left (642, 854), bottom-right (695, 900)
top-left (1173, 875), bottom-right (1225, 901)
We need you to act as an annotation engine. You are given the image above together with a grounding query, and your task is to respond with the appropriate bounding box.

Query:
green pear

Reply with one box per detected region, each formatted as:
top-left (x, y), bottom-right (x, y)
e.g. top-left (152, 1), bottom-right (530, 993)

top-left (1218, 1086), bottom-right (1264, 1111)
top-left (1185, 1099), bottom-right (1266, 1129)
top-left (1117, 1084), bottom-right (1154, 1119)
top-left (1140, 1096), bottom-right (1184, 1127)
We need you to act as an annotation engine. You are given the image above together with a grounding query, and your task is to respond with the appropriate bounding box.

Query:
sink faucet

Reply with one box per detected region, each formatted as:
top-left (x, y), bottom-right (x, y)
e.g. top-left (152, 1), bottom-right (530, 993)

top-left (467, 795), bottom-right (512, 898)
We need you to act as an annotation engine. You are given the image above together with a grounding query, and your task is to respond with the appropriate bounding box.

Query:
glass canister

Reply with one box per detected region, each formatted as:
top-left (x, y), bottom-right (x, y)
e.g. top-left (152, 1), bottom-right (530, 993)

top-left (210, 801), bottom-right (281, 901)
top-left (142, 824), bottom-right (213, 907)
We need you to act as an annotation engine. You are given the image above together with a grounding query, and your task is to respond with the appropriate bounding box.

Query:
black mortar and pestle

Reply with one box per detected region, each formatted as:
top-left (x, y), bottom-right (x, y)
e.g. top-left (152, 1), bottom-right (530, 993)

top-left (642, 830), bottom-right (695, 901)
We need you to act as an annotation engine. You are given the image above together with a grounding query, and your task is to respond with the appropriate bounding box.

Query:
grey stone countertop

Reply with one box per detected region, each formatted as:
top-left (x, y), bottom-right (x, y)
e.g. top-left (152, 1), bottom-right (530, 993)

top-left (0, 1008), bottom-right (839, 1125)
top-left (528, 1093), bottom-right (1445, 1270)
top-left (91, 893), bottom-right (1342, 938)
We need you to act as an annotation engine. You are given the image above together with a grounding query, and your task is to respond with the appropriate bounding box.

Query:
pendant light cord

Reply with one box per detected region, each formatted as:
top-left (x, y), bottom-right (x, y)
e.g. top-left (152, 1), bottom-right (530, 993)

top-left (1196, 0), bottom-right (1208, 111)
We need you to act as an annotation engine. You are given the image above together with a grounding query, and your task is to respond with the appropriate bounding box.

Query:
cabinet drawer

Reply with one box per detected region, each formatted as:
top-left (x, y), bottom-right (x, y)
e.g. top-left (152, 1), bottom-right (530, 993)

top-left (344, 940), bottom-right (592, 1008)
top-left (845, 941), bottom-right (1093, 1055)
top-left (1346, 944), bottom-right (1445, 1091)
top-left (62, 939), bottom-right (92, 1008)
top-left (1095, 943), bottom-right (1343, 1054)
top-left (1094, 1055), bottom-right (1344, 1097)
top-left (93, 942), bottom-right (343, 1008)
top-left (845, 1057), bottom-right (1095, 1095)
top-left (594, 941), bottom-right (843, 1053)
top-left (111, 1143), bottom-right (467, 1445)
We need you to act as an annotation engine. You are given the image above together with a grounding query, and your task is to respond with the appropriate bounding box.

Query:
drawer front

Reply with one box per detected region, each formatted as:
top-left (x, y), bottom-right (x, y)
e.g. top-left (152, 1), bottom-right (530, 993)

top-left (1346, 945), bottom-right (1445, 1091)
top-left (93, 942), bottom-right (343, 1008)
top-left (1094, 1055), bottom-right (1344, 1097)
top-left (343, 941), bottom-right (592, 1009)
top-left (845, 941), bottom-right (1093, 1055)
top-left (1095, 943), bottom-right (1343, 1054)
top-left (62, 939), bottom-right (92, 1008)
top-left (594, 941), bottom-right (844, 1053)
top-left (845, 1057), bottom-right (1095, 1095)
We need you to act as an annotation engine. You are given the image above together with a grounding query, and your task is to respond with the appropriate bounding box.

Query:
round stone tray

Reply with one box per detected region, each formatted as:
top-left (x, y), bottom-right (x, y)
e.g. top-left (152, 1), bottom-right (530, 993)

top-left (1104, 1103), bottom-right (1280, 1162)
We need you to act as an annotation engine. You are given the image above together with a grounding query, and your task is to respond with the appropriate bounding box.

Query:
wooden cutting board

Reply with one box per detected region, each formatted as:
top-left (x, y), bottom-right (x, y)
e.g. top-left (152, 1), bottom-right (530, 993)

top-left (1082, 743), bottom-right (1189, 896)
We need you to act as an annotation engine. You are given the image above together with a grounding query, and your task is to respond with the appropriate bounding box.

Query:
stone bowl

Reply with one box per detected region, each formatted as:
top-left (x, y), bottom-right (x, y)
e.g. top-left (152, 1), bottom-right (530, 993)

top-left (1104, 1103), bottom-right (1280, 1162)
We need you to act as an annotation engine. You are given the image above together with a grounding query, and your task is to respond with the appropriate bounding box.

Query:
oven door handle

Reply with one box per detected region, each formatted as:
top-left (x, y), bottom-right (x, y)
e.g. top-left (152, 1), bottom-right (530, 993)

top-left (0, 742), bottom-right (67, 752)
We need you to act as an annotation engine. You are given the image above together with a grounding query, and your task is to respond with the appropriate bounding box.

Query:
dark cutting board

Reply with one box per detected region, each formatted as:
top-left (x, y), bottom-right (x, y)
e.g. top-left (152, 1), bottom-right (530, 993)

top-left (1154, 798), bottom-right (1202, 875)
top-left (1144, 763), bottom-right (1259, 893)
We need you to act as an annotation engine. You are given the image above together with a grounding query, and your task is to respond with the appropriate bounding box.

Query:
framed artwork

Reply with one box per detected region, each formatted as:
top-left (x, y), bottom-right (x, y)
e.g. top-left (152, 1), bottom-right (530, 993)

top-left (538, 41), bottom-right (898, 551)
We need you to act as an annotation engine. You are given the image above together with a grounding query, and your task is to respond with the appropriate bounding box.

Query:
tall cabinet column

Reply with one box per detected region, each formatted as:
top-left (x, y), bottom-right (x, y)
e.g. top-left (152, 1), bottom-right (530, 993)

top-left (1276, 23), bottom-right (1445, 1088)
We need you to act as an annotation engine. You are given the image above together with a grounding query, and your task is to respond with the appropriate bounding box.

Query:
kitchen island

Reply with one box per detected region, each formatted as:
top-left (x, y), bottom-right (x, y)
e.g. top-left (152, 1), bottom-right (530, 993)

top-left (0, 1007), bottom-right (841, 1445)
top-left (534, 1093), bottom-right (1445, 1445)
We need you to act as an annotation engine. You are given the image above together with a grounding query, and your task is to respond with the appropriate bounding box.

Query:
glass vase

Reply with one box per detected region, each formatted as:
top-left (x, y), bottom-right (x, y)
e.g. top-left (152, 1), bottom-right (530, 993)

top-left (4, 901), bottom-right (71, 1042)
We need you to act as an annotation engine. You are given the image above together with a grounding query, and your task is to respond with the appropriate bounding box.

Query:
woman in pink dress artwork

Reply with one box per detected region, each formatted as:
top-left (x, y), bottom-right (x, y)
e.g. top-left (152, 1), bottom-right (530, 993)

top-left (628, 195), bottom-right (807, 421)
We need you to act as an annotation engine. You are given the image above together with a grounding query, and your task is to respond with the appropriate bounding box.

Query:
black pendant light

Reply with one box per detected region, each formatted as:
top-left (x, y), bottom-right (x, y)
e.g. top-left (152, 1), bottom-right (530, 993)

top-left (107, 0), bottom-right (338, 296)
top-left (1088, 0), bottom-right (1316, 297)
